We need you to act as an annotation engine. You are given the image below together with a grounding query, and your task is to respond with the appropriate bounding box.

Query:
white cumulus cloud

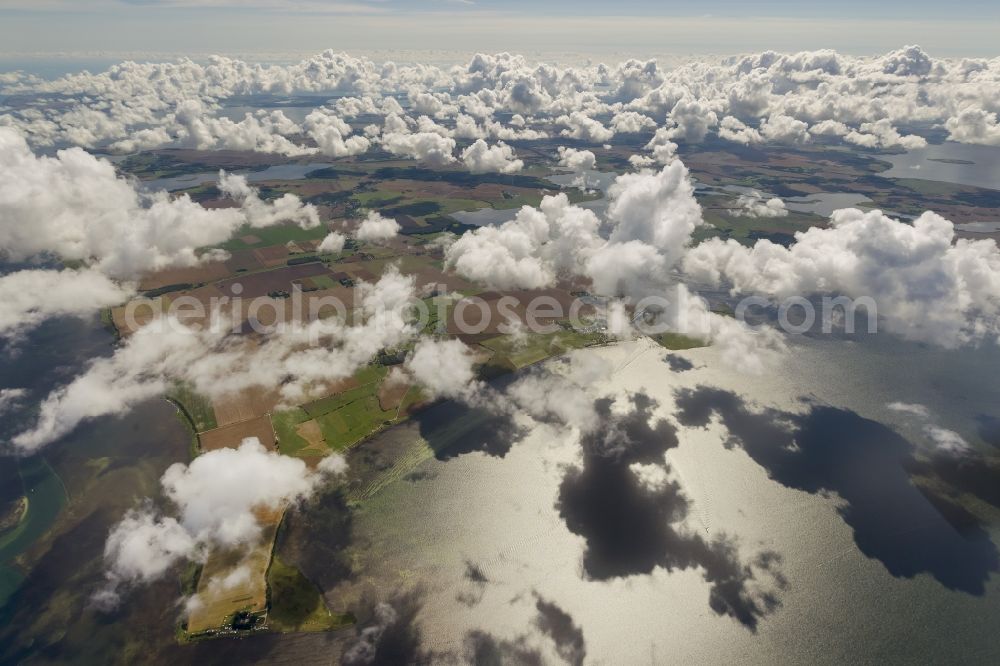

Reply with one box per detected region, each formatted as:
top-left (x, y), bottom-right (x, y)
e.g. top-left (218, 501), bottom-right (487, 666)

top-left (461, 139), bottom-right (524, 174)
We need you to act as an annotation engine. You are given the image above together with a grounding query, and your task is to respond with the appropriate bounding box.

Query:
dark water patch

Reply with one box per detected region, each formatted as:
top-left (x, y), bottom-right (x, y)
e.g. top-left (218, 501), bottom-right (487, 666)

top-left (0, 314), bottom-right (113, 441)
top-left (533, 595), bottom-right (586, 666)
top-left (916, 487), bottom-right (988, 535)
top-left (0, 302), bottom-right (187, 610)
top-left (674, 386), bottom-right (1000, 595)
top-left (411, 381), bottom-right (529, 461)
top-left (0, 455), bottom-right (21, 510)
top-left (0, 398), bottom-right (193, 663)
top-left (341, 589), bottom-right (434, 666)
top-left (0, 456), bottom-right (67, 605)
top-left (556, 393), bottom-right (680, 581)
top-left (663, 353), bottom-right (694, 372)
top-left (456, 560), bottom-right (491, 607)
top-left (460, 594), bottom-right (597, 665)
top-left (184, 632), bottom-right (343, 666)
top-left (277, 488), bottom-right (354, 593)
top-left (578, 393), bottom-right (676, 464)
top-left (976, 415), bottom-right (1000, 449)
top-left (557, 393), bottom-right (783, 630)
top-left (403, 469), bottom-right (435, 483)
top-left (336, 419), bottom-right (433, 504)
top-left (464, 630), bottom-right (544, 666)
top-left (464, 560), bottom-right (489, 585)
top-left (906, 452), bottom-right (1000, 510)
top-left (0, 507), bottom-right (175, 664)
top-left (423, 407), bottom-right (526, 460)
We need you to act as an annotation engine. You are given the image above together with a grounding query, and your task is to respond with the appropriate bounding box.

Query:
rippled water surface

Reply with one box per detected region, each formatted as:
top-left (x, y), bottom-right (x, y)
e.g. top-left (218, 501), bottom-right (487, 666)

top-left (331, 335), bottom-right (1000, 664)
top-left (881, 142), bottom-right (1000, 190)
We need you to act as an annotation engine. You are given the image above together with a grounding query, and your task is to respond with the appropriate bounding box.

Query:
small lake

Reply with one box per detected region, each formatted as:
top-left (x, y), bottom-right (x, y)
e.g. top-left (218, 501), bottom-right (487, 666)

top-left (881, 142), bottom-right (1000, 191)
top-left (783, 192), bottom-right (873, 216)
top-left (957, 221), bottom-right (1000, 233)
top-left (142, 162), bottom-right (335, 192)
top-left (450, 206), bottom-right (520, 226)
top-left (544, 168), bottom-right (618, 193)
top-left (718, 184), bottom-right (872, 217)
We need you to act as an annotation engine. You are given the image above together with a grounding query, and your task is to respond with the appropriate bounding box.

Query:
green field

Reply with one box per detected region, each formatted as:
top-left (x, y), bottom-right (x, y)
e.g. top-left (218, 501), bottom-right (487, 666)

top-left (357, 192), bottom-right (494, 220)
top-left (652, 332), bottom-right (707, 350)
top-left (271, 408), bottom-right (313, 455)
top-left (351, 190), bottom-right (405, 207)
top-left (308, 274), bottom-right (338, 289)
top-left (480, 329), bottom-right (606, 369)
top-left (266, 556), bottom-right (353, 632)
top-left (215, 221), bottom-right (333, 252)
top-left (166, 383), bottom-right (217, 433)
top-left (317, 399), bottom-right (395, 451)
top-left (273, 365), bottom-right (400, 455)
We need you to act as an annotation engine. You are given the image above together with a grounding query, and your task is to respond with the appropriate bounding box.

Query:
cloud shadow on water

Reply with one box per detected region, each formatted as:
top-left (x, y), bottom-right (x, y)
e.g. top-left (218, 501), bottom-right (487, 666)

top-left (341, 589), bottom-right (435, 666)
top-left (456, 560), bottom-right (490, 608)
top-left (464, 630), bottom-right (545, 666)
top-left (663, 353), bottom-right (695, 372)
top-left (556, 393), bottom-right (785, 631)
top-left (462, 594), bottom-right (585, 666)
top-left (673, 386), bottom-right (1000, 595)
top-left (533, 594), bottom-right (587, 666)
top-left (414, 392), bottom-right (529, 461)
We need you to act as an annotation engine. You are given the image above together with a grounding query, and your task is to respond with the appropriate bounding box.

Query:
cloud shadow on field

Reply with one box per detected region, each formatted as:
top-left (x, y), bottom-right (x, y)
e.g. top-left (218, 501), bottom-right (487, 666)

top-left (556, 393), bottom-right (786, 631)
top-left (673, 386), bottom-right (1000, 595)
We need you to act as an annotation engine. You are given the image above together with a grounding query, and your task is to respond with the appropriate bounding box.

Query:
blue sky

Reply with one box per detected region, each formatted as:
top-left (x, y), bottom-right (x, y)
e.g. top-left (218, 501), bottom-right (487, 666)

top-left (0, 1), bottom-right (997, 59)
